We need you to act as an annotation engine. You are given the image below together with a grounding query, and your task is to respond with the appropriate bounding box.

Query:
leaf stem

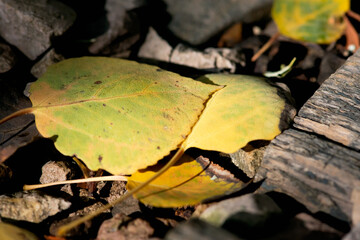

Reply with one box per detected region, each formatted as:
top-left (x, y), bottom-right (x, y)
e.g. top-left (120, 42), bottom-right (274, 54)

top-left (23, 175), bottom-right (128, 190)
top-left (0, 108), bottom-right (35, 125)
top-left (56, 145), bottom-right (186, 237)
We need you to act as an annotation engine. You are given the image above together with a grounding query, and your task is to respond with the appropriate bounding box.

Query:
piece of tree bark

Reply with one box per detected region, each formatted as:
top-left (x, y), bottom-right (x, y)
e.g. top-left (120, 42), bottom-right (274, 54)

top-left (293, 49), bottom-right (360, 151)
top-left (255, 129), bottom-right (360, 225)
top-left (255, 49), bottom-right (360, 226)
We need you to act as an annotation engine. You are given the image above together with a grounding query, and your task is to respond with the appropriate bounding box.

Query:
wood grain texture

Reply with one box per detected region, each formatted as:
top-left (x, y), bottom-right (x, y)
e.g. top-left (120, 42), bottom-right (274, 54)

top-left (293, 50), bottom-right (360, 151)
top-left (255, 129), bottom-right (360, 224)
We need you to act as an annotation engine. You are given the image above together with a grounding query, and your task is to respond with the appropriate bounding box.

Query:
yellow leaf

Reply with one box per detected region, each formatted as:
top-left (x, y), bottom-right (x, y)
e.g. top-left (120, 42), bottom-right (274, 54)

top-left (128, 154), bottom-right (245, 207)
top-left (183, 74), bottom-right (286, 153)
top-left (0, 222), bottom-right (38, 240)
top-left (272, 0), bottom-right (350, 43)
top-left (127, 74), bottom-right (291, 207)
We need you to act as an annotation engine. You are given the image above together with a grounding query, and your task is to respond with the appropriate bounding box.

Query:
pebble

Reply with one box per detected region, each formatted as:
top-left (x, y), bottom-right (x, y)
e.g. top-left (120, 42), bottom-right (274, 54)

top-left (227, 143), bottom-right (267, 178)
top-left (39, 160), bottom-right (74, 195)
top-left (138, 28), bottom-right (240, 72)
top-left (0, 191), bottom-right (71, 223)
top-left (138, 27), bottom-right (172, 62)
top-left (164, 218), bottom-right (241, 240)
top-left (199, 193), bottom-right (282, 228)
top-left (97, 213), bottom-right (154, 240)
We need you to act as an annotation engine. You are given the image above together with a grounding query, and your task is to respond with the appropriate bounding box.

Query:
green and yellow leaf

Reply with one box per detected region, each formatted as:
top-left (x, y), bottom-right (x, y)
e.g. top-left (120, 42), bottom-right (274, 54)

top-left (29, 57), bottom-right (220, 174)
top-left (272, 0), bottom-right (350, 43)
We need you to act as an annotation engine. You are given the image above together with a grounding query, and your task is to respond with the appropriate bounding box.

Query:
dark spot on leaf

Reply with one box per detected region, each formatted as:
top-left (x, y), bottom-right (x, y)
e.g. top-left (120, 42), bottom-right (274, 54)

top-left (137, 131), bottom-right (140, 134)
top-left (154, 81), bottom-right (158, 84)
top-left (110, 122), bottom-right (113, 125)
top-left (162, 112), bottom-right (174, 121)
top-left (157, 146), bottom-right (161, 150)
top-left (94, 81), bottom-right (102, 84)
top-left (98, 155), bottom-right (103, 163)
top-left (156, 69), bottom-right (163, 72)
top-left (106, 75), bottom-right (110, 78)
top-left (103, 103), bottom-right (106, 107)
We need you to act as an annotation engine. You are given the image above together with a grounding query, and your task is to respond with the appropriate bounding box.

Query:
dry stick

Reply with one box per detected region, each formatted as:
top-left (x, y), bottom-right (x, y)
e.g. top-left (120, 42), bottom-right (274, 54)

top-left (56, 146), bottom-right (185, 236)
top-left (23, 175), bottom-right (128, 190)
top-left (251, 31), bottom-right (280, 62)
top-left (347, 10), bottom-right (360, 22)
top-left (344, 16), bottom-right (360, 50)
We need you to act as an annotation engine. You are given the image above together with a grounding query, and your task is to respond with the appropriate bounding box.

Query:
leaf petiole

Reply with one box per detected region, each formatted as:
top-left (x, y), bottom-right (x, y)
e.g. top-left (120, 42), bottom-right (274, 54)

top-left (0, 107), bottom-right (35, 125)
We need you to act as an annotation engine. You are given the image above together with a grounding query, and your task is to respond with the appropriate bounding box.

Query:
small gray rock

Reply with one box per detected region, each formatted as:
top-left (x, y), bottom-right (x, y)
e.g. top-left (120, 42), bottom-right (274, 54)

top-left (165, 218), bottom-right (242, 240)
top-left (170, 44), bottom-right (237, 72)
top-left (138, 28), bottom-right (244, 72)
top-left (200, 193), bottom-right (282, 227)
top-left (164, 0), bottom-right (273, 45)
top-left (0, 0), bottom-right (76, 60)
top-left (112, 195), bottom-right (140, 216)
top-left (138, 27), bottom-right (173, 62)
top-left (39, 160), bottom-right (73, 195)
top-left (0, 42), bottom-right (16, 73)
top-left (97, 214), bottom-right (154, 240)
top-left (0, 191), bottom-right (71, 223)
top-left (30, 49), bottom-right (64, 78)
top-left (228, 144), bottom-right (267, 178)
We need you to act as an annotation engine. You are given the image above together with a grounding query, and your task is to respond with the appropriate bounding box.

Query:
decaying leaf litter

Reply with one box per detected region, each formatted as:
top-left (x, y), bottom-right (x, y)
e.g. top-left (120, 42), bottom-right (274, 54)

top-left (0, 0), bottom-right (359, 239)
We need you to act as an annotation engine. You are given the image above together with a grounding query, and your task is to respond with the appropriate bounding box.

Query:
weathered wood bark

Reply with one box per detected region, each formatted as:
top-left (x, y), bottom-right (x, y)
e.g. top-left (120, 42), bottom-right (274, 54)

top-left (255, 129), bottom-right (360, 223)
top-left (255, 49), bottom-right (360, 226)
top-left (294, 50), bottom-right (360, 151)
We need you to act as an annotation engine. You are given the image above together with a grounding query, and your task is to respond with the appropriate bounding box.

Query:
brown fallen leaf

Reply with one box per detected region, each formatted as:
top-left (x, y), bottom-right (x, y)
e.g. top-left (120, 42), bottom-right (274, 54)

top-left (218, 23), bottom-right (242, 48)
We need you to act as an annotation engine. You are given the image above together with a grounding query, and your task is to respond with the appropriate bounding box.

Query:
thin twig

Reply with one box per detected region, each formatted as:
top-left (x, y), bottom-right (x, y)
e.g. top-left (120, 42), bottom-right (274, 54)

top-left (251, 32), bottom-right (280, 62)
top-left (344, 15), bottom-right (360, 51)
top-left (347, 10), bottom-right (360, 22)
top-left (23, 175), bottom-right (128, 190)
